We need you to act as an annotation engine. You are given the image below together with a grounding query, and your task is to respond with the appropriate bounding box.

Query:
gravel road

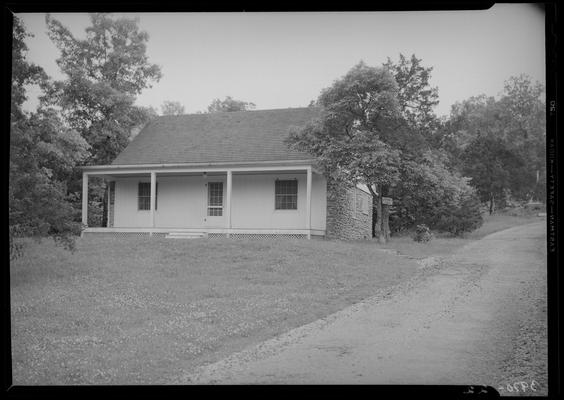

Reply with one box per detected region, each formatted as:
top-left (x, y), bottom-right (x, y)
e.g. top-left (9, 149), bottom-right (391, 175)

top-left (181, 221), bottom-right (547, 394)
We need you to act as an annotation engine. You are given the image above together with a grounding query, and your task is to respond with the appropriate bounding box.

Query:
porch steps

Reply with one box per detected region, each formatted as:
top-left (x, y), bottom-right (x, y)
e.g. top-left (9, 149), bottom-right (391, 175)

top-left (165, 232), bottom-right (206, 239)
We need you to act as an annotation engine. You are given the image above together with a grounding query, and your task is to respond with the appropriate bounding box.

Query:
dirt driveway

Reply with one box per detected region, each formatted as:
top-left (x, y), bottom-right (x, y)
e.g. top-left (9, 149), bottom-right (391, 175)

top-left (179, 221), bottom-right (547, 394)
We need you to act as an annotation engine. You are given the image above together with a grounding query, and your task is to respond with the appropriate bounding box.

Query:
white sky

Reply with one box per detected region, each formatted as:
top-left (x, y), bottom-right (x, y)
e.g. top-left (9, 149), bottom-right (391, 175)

top-left (17, 5), bottom-right (545, 117)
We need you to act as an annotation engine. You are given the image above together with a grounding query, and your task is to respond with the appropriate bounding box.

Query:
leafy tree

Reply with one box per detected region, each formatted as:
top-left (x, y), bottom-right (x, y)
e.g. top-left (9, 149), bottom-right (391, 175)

top-left (500, 75), bottom-right (545, 145)
top-left (287, 61), bottom-right (402, 242)
top-left (434, 193), bottom-right (483, 236)
top-left (383, 54), bottom-right (440, 141)
top-left (289, 59), bottom-right (484, 239)
top-left (11, 17), bottom-right (48, 121)
top-left (377, 54), bottom-right (451, 235)
top-left (439, 75), bottom-right (545, 204)
top-left (10, 17), bottom-right (89, 259)
top-left (389, 151), bottom-right (482, 235)
top-left (46, 13), bottom-right (162, 163)
top-left (207, 96), bottom-right (256, 113)
top-left (498, 75), bottom-right (546, 201)
top-left (461, 136), bottom-right (526, 214)
top-left (440, 95), bottom-right (505, 156)
top-left (129, 106), bottom-right (158, 141)
top-left (160, 100), bottom-right (185, 116)
top-left (45, 13), bottom-right (162, 225)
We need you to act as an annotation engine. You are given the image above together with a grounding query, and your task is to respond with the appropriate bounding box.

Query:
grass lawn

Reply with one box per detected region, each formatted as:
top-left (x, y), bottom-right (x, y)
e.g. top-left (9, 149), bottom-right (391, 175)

top-left (11, 236), bottom-right (419, 385)
top-left (10, 212), bottom-right (541, 385)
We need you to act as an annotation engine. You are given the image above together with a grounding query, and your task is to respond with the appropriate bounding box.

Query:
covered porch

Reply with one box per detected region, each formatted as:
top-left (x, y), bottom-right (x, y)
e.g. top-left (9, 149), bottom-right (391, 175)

top-left (81, 161), bottom-right (326, 239)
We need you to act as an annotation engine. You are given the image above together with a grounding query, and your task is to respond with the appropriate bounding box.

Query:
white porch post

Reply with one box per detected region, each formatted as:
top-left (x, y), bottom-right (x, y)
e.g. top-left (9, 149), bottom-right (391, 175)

top-left (81, 173), bottom-right (88, 227)
top-left (150, 172), bottom-right (156, 235)
top-left (306, 166), bottom-right (312, 239)
top-left (106, 180), bottom-right (111, 228)
top-left (226, 170), bottom-right (232, 237)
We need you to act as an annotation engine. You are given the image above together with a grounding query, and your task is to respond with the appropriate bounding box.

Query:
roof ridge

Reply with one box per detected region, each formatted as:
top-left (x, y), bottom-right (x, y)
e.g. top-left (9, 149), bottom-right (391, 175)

top-left (158, 106), bottom-right (320, 118)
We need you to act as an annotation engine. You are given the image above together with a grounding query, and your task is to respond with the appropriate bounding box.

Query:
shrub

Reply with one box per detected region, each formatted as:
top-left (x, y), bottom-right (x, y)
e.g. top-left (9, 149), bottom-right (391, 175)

top-left (434, 193), bottom-right (484, 236)
top-left (413, 224), bottom-right (433, 242)
top-left (390, 151), bottom-right (484, 236)
top-left (87, 199), bottom-right (104, 227)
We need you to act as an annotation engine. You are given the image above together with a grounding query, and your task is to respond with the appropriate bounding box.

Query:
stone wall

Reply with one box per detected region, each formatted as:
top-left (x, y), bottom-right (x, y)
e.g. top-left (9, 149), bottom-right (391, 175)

top-left (326, 180), bottom-right (373, 240)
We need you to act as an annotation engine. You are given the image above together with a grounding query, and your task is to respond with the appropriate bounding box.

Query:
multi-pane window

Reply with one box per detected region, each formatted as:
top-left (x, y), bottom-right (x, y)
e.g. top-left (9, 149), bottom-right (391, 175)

top-left (275, 179), bottom-right (298, 210)
top-left (138, 182), bottom-right (157, 210)
top-left (207, 182), bottom-right (223, 216)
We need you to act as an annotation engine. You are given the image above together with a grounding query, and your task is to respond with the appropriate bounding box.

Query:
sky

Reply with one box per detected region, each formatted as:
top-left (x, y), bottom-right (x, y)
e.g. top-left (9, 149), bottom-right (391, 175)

top-left (17, 5), bottom-right (545, 117)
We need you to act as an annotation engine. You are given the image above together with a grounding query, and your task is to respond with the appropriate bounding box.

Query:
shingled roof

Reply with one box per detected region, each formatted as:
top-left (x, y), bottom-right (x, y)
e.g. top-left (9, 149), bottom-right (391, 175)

top-left (112, 107), bottom-right (321, 165)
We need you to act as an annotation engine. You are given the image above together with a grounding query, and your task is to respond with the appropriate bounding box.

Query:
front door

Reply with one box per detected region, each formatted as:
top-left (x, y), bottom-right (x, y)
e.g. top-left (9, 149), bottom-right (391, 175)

top-left (203, 179), bottom-right (226, 228)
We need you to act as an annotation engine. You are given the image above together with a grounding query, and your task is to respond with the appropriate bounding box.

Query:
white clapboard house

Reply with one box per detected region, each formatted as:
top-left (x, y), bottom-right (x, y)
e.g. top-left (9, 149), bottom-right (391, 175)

top-left (81, 108), bottom-right (372, 239)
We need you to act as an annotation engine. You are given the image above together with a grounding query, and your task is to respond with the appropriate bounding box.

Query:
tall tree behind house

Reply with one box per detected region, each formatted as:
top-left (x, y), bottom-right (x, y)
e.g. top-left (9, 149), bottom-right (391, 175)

top-left (207, 96), bottom-right (256, 113)
top-left (287, 61), bottom-right (403, 243)
top-left (44, 13), bottom-right (162, 226)
top-left (288, 57), bottom-right (483, 240)
top-left (439, 75), bottom-right (546, 205)
top-left (161, 100), bottom-right (185, 116)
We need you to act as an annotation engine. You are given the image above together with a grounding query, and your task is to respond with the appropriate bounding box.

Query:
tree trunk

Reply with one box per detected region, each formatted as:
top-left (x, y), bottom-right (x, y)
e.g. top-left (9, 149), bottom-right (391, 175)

top-left (372, 201), bottom-right (377, 238)
top-left (102, 183), bottom-right (109, 227)
top-left (368, 184), bottom-right (383, 242)
top-left (375, 187), bottom-right (385, 243)
top-left (376, 184), bottom-right (385, 244)
top-left (489, 193), bottom-right (495, 215)
top-left (534, 169), bottom-right (540, 202)
top-left (382, 205), bottom-right (390, 241)
top-left (377, 201), bottom-right (386, 243)
top-left (382, 185), bottom-right (390, 242)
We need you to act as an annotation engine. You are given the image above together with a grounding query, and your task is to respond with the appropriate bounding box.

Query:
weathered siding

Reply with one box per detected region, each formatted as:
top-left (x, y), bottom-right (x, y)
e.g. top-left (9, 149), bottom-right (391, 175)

top-left (326, 180), bottom-right (372, 240)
